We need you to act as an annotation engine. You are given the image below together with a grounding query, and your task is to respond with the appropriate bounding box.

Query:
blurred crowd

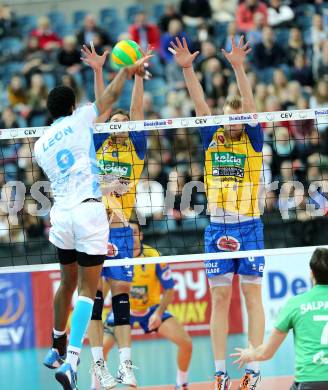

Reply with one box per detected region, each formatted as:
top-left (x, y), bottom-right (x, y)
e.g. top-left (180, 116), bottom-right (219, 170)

top-left (0, 0), bottom-right (328, 245)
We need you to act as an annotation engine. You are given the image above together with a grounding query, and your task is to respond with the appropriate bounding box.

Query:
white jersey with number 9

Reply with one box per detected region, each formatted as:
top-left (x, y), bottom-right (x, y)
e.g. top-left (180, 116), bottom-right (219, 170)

top-left (34, 104), bottom-right (101, 209)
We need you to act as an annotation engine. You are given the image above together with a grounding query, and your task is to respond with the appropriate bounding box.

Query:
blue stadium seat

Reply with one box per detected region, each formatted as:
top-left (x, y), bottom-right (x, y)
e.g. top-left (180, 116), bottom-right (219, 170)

top-left (126, 4), bottom-right (145, 24)
top-left (17, 15), bottom-right (37, 34)
top-left (145, 78), bottom-right (167, 108)
top-left (152, 4), bottom-right (165, 22)
top-left (42, 73), bottom-right (56, 90)
top-left (0, 37), bottom-right (24, 55)
top-left (149, 55), bottom-right (165, 78)
top-left (29, 114), bottom-right (47, 127)
top-left (73, 10), bottom-right (87, 30)
top-left (107, 20), bottom-right (129, 41)
top-left (56, 23), bottom-right (75, 38)
top-left (297, 15), bottom-right (313, 30)
top-left (48, 11), bottom-right (65, 27)
top-left (1, 62), bottom-right (24, 86)
top-left (99, 8), bottom-right (117, 25)
top-left (275, 28), bottom-right (290, 47)
top-left (116, 79), bottom-right (133, 110)
top-left (213, 22), bottom-right (228, 49)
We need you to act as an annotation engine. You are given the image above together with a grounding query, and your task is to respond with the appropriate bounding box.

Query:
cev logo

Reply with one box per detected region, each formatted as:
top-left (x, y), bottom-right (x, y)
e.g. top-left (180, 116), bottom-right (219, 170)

top-left (0, 281), bottom-right (25, 326)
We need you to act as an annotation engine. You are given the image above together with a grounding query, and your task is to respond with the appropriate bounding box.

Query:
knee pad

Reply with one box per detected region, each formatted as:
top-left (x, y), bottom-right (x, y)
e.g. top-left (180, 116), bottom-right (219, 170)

top-left (112, 293), bottom-right (130, 326)
top-left (239, 275), bottom-right (262, 285)
top-left (91, 290), bottom-right (104, 320)
top-left (208, 273), bottom-right (234, 289)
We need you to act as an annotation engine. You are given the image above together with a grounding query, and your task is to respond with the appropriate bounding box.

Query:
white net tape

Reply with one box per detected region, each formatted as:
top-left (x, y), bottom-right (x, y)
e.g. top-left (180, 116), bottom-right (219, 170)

top-left (0, 107), bottom-right (327, 139)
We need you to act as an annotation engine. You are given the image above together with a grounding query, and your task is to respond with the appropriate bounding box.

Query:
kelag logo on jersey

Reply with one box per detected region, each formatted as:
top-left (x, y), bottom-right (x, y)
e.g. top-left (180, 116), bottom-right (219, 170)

top-left (211, 152), bottom-right (246, 178)
top-left (98, 160), bottom-right (132, 178)
top-left (0, 274), bottom-right (35, 350)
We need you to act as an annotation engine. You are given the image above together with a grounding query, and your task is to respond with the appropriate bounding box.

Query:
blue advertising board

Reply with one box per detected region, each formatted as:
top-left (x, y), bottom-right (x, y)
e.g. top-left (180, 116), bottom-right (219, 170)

top-left (0, 273), bottom-right (35, 350)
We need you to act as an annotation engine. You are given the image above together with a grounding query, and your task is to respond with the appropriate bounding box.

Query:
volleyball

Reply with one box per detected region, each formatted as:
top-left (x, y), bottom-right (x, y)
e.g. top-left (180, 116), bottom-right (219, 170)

top-left (111, 40), bottom-right (142, 69)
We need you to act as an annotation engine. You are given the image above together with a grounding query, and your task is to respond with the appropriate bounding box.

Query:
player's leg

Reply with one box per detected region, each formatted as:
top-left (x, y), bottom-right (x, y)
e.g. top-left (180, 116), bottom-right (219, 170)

top-left (44, 206), bottom-right (78, 370)
top-left (111, 278), bottom-right (137, 386)
top-left (88, 277), bottom-right (116, 390)
top-left (90, 310), bottom-right (117, 390)
top-left (56, 256), bottom-right (104, 390)
top-left (204, 223), bottom-right (235, 389)
top-left (237, 219), bottom-right (265, 390)
top-left (55, 201), bottom-right (109, 390)
top-left (44, 250), bottom-right (78, 369)
top-left (105, 225), bottom-right (136, 386)
top-left (158, 315), bottom-right (192, 389)
top-left (210, 280), bottom-right (233, 390)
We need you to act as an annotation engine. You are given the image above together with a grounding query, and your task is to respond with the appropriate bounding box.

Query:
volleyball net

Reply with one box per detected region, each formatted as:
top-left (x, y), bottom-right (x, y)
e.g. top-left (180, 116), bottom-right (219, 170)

top-left (0, 107), bottom-right (328, 273)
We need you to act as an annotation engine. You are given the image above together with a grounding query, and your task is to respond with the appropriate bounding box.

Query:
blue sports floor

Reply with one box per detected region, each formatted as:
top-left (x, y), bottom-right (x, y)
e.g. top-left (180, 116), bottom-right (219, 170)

top-left (0, 333), bottom-right (295, 390)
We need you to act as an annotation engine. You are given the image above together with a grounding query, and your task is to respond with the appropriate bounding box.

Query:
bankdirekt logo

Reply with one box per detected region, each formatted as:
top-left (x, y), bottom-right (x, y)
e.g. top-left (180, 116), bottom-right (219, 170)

top-left (0, 281), bottom-right (25, 326)
top-left (315, 109), bottom-right (328, 116)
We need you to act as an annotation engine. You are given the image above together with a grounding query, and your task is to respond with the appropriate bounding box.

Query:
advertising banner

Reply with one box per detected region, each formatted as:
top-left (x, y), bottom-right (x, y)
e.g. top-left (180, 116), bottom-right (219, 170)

top-left (0, 273), bottom-right (35, 350)
top-left (260, 253), bottom-right (312, 331)
top-left (167, 262), bottom-right (243, 336)
top-left (2, 261), bottom-right (244, 350)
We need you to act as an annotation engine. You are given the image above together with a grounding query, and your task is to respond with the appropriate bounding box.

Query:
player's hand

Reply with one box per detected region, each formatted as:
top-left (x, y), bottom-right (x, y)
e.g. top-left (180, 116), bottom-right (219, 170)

top-left (221, 35), bottom-right (252, 68)
top-left (81, 41), bottom-right (109, 71)
top-left (126, 52), bottom-right (153, 79)
top-left (230, 343), bottom-right (255, 368)
top-left (168, 37), bottom-right (199, 68)
top-left (101, 177), bottom-right (130, 196)
top-left (138, 44), bottom-right (153, 80)
top-left (148, 311), bottom-right (162, 331)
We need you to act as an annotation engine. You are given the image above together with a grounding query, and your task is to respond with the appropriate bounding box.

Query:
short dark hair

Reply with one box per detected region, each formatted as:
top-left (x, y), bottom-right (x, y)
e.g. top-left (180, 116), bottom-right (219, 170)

top-left (224, 95), bottom-right (242, 111)
top-left (310, 248), bottom-right (328, 285)
top-left (47, 86), bottom-right (76, 119)
top-left (109, 109), bottom-right (130, 121)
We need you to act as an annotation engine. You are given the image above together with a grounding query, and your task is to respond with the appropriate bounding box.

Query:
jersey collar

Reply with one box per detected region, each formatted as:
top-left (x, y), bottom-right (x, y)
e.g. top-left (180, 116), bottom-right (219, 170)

top-left (52, 116), bottom-right (65, 125)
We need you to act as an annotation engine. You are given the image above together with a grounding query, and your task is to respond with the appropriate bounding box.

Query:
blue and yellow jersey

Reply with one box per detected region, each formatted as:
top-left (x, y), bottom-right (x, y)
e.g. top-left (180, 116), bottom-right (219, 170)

top-left (130, 244), bottom-right (175, 312)
top-left (94, 132), bottom-right (146, 221)
top-left (200, 124), bottom-right (263, 218)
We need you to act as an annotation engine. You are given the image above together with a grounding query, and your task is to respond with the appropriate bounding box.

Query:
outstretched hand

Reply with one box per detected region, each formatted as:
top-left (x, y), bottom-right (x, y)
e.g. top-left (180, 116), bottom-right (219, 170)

top-left (230, 343), bottom-right (255, 368)
top-left (221, 35), bottom-right (252, 68)
top-left (127, 49), bottom-right (153, 79)
top-left (168, 37), bottom-right (199, 68)
top-left (81, 41), bottom-right (109, 71)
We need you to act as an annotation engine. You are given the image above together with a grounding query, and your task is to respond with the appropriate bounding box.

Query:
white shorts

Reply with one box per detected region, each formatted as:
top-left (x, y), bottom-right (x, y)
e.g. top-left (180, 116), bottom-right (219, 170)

top-left (49, 202), bottom-right (109, 255)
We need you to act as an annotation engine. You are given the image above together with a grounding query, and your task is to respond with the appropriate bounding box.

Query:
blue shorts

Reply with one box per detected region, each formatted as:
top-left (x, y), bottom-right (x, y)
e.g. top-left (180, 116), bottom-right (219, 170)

top-left (101, 226), bottom-right (134, 282)
top-left (105, 304), bottom-right (173, 333)
top-left (204, 219), bottom-right (265, 278)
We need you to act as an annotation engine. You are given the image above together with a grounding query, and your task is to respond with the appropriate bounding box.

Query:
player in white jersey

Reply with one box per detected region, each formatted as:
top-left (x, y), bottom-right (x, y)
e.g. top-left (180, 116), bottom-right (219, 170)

top-left (35, 55), bottom-right (150, 390)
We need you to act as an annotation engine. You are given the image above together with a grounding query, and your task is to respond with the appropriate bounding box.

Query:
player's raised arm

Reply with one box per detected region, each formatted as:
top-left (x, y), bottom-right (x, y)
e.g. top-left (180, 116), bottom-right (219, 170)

top-left (231, 329), bottom-right (287, 368)
top-left (81, 41), bottom-right (108, 100)
top-left (169, 37), bottom-right (211, 117)
top-left (222, 36), bottom-right (256, 113)
top-left (82, 52), bottom-right (151, 116)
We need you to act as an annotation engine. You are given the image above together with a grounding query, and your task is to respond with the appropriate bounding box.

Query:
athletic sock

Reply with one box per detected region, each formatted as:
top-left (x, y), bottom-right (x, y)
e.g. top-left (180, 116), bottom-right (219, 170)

top-left (246, 361), bottom-right (260, 373)
top-left (52, 331), bottom-right (67, 356)
top-left (91, 373), bottom-right (98, 389)
top-left (119, 347), bottom-right (131, 363)
top-left (53, 328), bottom-right (66, 338)
top-left (176, 369), bottom-right (188, 386)
top-left (215, 360), bottom-right (226, 374)
top-left (66, 296), bottom-right (94, 371)
top-left (91, 346), bottom-right (104, 363)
